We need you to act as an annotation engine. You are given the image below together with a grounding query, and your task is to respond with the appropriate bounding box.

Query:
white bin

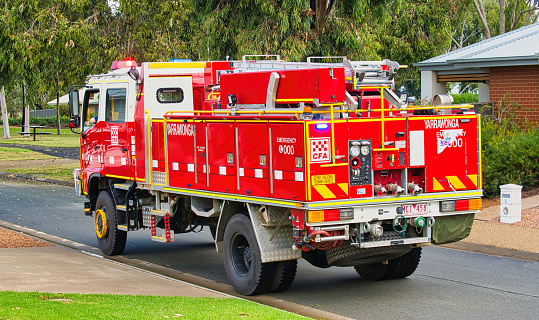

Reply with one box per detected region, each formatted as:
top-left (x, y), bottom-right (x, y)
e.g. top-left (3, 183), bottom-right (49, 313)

top-left (500, 184), bottom-right (522, 223)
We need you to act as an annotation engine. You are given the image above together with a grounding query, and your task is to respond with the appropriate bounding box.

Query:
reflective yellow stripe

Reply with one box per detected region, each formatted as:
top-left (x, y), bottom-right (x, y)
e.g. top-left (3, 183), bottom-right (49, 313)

top-left (468, 174), bottom-right (478, 188)
top-left (447, 176), bottom-right (466, 189)
top-left (432, 178), bottom-right (444, 191)
top-left (106, 174), bottom-right (131, 180)
top-left (307, 191), bottom-right (484, 208)
top-left (313, 185), bottom-right (336, 199)
top-left (162, 187), bottom-right (298, 206)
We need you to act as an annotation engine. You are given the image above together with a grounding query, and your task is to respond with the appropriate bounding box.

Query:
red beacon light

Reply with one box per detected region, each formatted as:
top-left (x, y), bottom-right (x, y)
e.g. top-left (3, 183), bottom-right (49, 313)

top-left (110, 59), bottom-right (138, 70)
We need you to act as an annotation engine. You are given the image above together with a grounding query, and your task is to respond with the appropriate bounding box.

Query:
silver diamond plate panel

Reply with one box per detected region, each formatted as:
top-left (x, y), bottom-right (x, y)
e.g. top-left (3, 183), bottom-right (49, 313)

top-left (152, 172), bottom-right (166, 185)
top-left (247, 204), bottom-right (301, 263)
top-left (142, 206), bottom-right (154, 227)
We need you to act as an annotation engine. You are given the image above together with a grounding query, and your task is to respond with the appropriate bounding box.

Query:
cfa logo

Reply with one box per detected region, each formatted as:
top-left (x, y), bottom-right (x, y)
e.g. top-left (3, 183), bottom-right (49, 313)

top-left (310, 138), bottom-right (331, 163)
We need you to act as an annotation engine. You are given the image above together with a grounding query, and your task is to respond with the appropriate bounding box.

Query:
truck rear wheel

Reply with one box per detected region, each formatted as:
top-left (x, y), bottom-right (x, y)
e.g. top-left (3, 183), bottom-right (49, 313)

top-left (268, 260), bottom-right (297, 293)
top-left (223, 214), bottom-right (275, 295)
top-left (392, 247), bottom-right (422, 279)
top-left (95, 190), bottom-right (126, 256)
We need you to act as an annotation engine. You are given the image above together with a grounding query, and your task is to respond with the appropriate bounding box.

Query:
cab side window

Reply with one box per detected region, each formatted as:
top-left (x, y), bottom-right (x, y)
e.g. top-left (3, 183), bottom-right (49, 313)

top-left (82, 90), bottom-right (99, 131)
top-left (105, 88), bottom-right (126, 123)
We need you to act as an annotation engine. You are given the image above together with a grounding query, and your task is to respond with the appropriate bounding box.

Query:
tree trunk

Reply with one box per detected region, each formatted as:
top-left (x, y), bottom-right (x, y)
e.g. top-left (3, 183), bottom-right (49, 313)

top-left (500, 0), bottom-right (505, 34)
top-left (56, 91), bottom-right (61, 135)
top-left (22, 82), bottom-right (29, 137)
top-left (311, 0), bottom-right (328, 32)
top-left (1, 86), bottom-right (10, 139)
top-left (473, 0), bottom-right (491, 38)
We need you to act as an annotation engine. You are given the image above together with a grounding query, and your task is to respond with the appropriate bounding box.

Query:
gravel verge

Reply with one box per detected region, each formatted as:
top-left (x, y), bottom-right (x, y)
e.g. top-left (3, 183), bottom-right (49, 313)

top-left (0, 227), bottom-right (54, 248)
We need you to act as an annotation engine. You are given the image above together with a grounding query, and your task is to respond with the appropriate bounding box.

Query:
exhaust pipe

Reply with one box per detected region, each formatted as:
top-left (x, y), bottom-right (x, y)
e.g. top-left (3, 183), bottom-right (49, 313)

top-left (407, 183), bottom-right (423, 195)
top-left (387, 183), bottom-right (406, 196)
top-left (364, 222), bottom-right (384, 237)
top-left (374, 184), bottom-right (387, 195)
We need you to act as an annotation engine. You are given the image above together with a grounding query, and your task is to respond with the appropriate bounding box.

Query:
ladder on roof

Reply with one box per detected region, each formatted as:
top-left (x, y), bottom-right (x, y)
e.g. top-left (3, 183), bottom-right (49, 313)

top-left (231, 55), bottom-right (401, 88)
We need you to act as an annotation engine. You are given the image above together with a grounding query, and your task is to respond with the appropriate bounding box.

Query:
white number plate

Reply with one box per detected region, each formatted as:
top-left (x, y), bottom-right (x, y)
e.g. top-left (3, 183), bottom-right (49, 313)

top-left (402, 204), bottom-right (428, 216)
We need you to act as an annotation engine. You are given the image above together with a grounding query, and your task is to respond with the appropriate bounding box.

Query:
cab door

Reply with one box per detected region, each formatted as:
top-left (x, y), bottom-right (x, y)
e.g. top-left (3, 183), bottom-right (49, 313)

top-left (101, 84), bottom-right (130, 179)
top-left (80, 87), bottom-right (103, 192)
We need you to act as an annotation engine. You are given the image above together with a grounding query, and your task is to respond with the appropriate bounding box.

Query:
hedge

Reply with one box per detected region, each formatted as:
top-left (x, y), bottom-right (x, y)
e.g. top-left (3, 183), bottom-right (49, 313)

top-left (481, 118), bottom-right (539, 197)
top-left (0, 116), bottom-right (70, 127)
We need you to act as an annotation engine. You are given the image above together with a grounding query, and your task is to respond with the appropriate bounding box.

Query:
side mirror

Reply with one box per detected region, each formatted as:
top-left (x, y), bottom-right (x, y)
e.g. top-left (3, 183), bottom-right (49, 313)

top-left (69, 116), bottom-right (80, 128)
top-left (69, 90), bottom-right (80, 117)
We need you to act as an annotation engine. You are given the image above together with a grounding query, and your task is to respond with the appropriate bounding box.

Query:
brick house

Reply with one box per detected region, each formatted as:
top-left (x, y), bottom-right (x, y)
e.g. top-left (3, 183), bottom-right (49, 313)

top-left (416, 24), bottom-right (539, 123)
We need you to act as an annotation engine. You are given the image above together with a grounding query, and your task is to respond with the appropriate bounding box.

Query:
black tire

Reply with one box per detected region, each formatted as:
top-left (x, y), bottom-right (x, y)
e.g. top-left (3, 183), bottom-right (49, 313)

top-left (95, 190), bottom-right (126, 256)
top-left (223, 214), bottom-right (276, 295)
top-left (268, 260), bottom-right (298, 293)
top-left (392, 247), bottom-right (422, 279)
top-left (354, 258), bottom-right (401, 281)
top-left (302, 249), bottom-right (330, 268)
top-left (326, 241), bottom-right (411, 267)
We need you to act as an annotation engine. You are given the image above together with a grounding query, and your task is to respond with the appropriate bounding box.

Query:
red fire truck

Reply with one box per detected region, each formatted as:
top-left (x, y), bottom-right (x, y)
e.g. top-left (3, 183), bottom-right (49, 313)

top-left (69, 55), bottom-right (482, 295)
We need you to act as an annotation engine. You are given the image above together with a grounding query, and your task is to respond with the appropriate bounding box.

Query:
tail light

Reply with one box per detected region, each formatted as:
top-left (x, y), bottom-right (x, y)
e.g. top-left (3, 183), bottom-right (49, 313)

top-left (308, 209), bottom-right (354, 223)
top-left (440, 198), bottom-right (482, 212)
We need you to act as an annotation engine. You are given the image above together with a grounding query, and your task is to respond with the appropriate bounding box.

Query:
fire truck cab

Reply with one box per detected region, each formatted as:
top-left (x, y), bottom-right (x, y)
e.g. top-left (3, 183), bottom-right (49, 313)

top-left (69, 56), bottom-right (482, 295)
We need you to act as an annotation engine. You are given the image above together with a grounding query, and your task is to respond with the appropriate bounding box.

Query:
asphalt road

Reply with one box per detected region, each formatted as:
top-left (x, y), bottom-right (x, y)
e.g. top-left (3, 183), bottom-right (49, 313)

top-left (1, 179), bottom-right (538, 319)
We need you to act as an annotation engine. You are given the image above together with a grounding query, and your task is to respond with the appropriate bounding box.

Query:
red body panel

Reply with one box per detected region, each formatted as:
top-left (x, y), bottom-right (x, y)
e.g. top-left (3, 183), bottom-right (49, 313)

top-left (151, 121), bottom-right (166, 175)
top-left (270, 123), bottom-right (306, 201)
top-left (166, 120), bottom-right (195, 189)
top-left (307, 122), bottom-right (349, 202)
top-left (237, 123), bottom-right (269, 197)
top-left (206, 123), bottom-right (236, 193)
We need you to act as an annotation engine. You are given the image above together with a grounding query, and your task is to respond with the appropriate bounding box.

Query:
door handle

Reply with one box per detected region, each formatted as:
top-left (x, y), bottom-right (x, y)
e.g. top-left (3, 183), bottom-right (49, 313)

top-left (121, 148), bottom-right (128, 152)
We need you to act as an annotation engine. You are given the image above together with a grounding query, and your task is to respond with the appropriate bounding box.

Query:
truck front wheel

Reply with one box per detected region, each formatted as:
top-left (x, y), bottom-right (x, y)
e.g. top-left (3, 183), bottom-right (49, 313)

top-left (223, 214), bottom-right (275, 295)
top-left (95, 190), bottom-right (126, 256)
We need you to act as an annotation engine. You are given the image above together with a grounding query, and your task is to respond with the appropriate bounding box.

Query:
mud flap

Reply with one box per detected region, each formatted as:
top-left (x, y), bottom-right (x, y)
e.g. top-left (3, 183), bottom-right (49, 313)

top-left (432, 213), bottom-right (475, 245)
top-left (246, 204), bottom-right (301, 263)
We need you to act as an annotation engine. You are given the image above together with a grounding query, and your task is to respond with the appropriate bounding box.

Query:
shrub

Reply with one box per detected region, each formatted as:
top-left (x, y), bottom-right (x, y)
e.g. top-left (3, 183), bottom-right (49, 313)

top-left (481, 117), bottom-right (539, 197)
top-left (1, 116), bottom-right (70, 127)
top-left (451, 92), bottom-right (478, 104)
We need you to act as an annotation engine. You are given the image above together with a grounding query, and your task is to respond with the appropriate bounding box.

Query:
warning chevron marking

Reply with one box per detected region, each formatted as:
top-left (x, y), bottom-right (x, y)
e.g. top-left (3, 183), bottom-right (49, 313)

top-left (338, 183), bottom-right (349, 196)
top-left (432, 177), bottom-right (444, 191)
top-left (313, 185), bottom-right (336, 199)
top-left (446, 176), bottom-right (466, 189)
top-left (467, 174), bottom-right (478, 188)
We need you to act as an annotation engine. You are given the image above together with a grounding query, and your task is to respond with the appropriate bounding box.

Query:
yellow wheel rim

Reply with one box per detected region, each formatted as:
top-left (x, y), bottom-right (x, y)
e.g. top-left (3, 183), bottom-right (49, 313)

top-left (95, 209), bottom-right (108, 239)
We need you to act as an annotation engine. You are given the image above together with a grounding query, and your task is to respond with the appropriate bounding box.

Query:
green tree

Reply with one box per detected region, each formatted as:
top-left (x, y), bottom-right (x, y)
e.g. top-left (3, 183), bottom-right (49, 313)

top-left (2, 0), bottom-right (115, 133)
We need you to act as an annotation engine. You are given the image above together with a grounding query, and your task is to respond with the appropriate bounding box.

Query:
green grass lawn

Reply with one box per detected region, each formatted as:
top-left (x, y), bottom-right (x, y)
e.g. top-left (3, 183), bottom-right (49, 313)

top-left (2, 163), bottom-right (79, 182)
top-left (0, 146), bottom-right (59, 161)
top-left (0, 292), bottom-right (308, 320)
top-left (0, 126), bottom-right (80, 148)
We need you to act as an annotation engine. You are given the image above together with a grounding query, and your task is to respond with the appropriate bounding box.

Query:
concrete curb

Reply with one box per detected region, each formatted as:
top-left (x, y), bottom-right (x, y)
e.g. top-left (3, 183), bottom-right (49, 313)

top-left (0, 220), bottom-right (352, 320)
top-left (440, 242), bottom-right (539, 262)
top-left (0, 171), bottom-right (72, 187)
